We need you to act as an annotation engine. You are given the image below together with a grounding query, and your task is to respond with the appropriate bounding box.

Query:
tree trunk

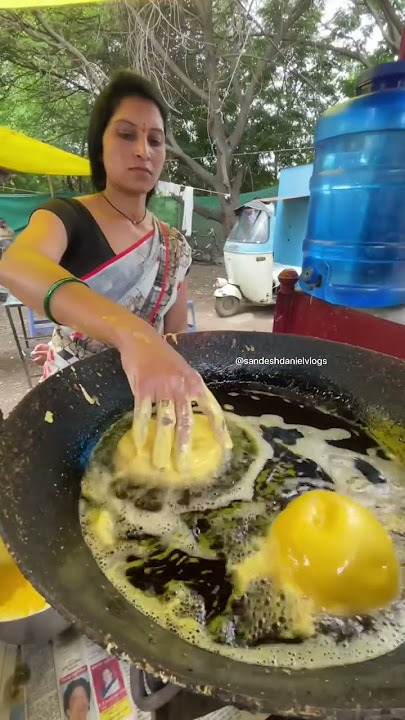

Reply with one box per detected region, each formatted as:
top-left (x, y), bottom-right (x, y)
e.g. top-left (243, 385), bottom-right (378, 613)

top-left (219, 194), bottom-right (237, 237)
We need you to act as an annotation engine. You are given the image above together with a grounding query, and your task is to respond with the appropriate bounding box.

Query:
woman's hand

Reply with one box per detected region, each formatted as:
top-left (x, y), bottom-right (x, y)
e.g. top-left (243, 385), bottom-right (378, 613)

top-left (119, 333), bottom-right (232, 472)
top-left (30, 343), bottom-right (49, 366)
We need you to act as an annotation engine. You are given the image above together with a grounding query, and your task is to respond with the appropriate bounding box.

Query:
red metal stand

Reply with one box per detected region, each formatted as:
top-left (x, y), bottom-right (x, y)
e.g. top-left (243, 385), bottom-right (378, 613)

top-left (273, 270), bottom-right (405, 362)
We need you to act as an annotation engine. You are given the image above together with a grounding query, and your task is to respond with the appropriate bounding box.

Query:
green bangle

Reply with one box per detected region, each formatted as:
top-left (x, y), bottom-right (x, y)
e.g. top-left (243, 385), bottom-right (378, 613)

top-left (43, 277), bottom-right (88, 324)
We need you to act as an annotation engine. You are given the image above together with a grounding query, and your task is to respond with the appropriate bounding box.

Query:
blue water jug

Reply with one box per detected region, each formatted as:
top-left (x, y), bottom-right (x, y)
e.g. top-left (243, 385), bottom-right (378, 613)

top-left (299, 60), bottom-right (405, 307)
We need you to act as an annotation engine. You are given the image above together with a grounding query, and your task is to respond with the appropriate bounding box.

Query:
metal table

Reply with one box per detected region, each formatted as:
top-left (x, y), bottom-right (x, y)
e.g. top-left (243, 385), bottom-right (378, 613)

top-left (0, 290), bottom-right (35, 388)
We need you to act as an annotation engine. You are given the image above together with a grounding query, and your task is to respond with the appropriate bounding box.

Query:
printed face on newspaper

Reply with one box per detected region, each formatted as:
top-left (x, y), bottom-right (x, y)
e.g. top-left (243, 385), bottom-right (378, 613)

top-left (0, 634), bottom-right (269, 720)
top-left (0, 633), bottom-right (148, 720)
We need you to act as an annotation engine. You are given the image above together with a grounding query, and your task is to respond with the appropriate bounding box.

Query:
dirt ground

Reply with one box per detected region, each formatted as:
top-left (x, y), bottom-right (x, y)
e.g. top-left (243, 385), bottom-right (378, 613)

top-left (0, 263), bottom-right (274, 418)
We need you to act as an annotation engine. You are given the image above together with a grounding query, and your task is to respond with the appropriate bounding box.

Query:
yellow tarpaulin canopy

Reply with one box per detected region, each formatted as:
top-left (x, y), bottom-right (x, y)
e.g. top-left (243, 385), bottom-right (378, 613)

top-left (0, 0), bottom-right (107, 7)
top-left (0, 126), bottom-right (91, 176)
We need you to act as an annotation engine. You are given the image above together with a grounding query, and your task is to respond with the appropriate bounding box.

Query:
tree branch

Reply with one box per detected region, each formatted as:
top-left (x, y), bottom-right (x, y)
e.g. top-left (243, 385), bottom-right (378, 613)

top-left (378, 0), bottom-right (403, 38)
top-left (232, 74), bottom-right (244, 104)
top-left (124, 2), bottom-right (209, 104)
top-left (166, 130), bottom-right (215, 188)
top-left (282, 35), bottom-right (372, 67)
top-left (1, 11), bottom-right (106, 91)
top-left (232, 164), bottom-right (245, 200)
top-left (193, 0), bottom-right (234, 191)
top-left (193, 202), bottom-right (221, 224)
top-left (362, 0), bottom-right (399, 52)
top-left (168, 192), bottom-right (221, 224)
top-left (1, 15), bottom-right (64, 52)
top-left (228, 0), bottom-right (312, 151)
top-left (3, 54), bottom-right (91, 93)
top-left (31, 11), bottom-right (107, 88)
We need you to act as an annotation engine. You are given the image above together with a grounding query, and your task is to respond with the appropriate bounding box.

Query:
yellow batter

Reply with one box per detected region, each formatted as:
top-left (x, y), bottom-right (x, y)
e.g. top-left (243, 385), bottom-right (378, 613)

top-left (235, 490), bottom-right (400, 617)
top-left (114, 412), bottom-right (227, 487)
top-left (81, 409), bottom-right (405, 670)
top-left (0, 537), bottom-right (47, 621)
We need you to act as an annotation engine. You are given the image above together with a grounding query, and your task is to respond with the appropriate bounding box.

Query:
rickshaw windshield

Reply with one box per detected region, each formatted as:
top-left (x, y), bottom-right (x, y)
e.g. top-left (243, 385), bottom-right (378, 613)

top-left (228, 208), bottom-right (269, 244)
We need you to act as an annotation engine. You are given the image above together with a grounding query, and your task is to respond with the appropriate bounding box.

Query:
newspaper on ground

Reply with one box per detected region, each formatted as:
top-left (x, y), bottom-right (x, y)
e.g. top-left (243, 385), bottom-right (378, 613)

top-left (0, 634), bottom-right (268, 720)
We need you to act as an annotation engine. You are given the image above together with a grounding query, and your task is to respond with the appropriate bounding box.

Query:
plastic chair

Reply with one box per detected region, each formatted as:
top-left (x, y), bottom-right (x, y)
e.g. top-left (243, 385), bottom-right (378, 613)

top-left (273, 269), bottom-right (405, 362)
top-left (27, 308), bottom-right (54, 339)
top-left (187, 299), bottom-right (197, 332)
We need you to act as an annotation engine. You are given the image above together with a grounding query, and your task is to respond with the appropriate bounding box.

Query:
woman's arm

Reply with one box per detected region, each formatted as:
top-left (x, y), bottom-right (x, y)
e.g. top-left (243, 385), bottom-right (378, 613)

top-left (0, 211), bottom-right (231, 465)
top-left (164, 281), bottom-right (189, 334)
top-left (0, 209), bottom-right (157, 349)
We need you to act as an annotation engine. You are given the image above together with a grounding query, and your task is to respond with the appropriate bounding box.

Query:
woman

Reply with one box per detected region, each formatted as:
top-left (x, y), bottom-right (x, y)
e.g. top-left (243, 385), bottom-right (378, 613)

top-left (0, 70), bottom-right (230, 469)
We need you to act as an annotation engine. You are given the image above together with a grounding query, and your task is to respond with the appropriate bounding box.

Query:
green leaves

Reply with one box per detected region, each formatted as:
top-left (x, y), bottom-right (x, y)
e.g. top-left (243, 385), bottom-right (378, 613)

top-left (1, 0), bottom-right (403, 224)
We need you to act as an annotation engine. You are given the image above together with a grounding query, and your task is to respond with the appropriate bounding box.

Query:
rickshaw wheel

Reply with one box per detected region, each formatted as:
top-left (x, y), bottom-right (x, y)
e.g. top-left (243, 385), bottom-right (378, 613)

top-left (215, 296), bottom-right (240, 317)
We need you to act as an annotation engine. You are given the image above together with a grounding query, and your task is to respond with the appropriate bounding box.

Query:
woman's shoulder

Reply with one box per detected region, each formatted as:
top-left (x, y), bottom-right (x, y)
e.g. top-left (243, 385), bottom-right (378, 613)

top-left (155, 219), bottom-right (192, 278)
top-left (157, 220), bottom-right (191, 256)
top-left (32, 196), bottom-right (90, 226)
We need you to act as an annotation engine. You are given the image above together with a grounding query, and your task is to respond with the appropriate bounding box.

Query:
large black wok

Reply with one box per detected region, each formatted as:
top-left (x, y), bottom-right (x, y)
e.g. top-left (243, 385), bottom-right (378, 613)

top-left (1, 331), bottom-right (405, 717)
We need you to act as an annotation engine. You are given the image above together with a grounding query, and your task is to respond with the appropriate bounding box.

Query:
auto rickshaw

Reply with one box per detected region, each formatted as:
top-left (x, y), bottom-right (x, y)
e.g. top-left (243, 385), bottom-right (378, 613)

top-left (213, 200), bottom-right (301, 317)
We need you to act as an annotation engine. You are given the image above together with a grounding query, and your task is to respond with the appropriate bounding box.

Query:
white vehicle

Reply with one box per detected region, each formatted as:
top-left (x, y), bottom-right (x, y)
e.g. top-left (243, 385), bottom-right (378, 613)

top-left (214, 200), bottom-right (301, 317)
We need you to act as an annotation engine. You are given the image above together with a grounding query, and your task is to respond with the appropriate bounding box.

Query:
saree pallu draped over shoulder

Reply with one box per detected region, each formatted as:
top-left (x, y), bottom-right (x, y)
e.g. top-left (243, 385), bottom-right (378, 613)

top-left (42, 219), bottom-right (192, 380)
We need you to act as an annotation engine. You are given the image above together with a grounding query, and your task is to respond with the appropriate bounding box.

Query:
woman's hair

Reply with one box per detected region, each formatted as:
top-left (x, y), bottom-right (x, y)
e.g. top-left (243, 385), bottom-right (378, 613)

top-left (63, 677), bottom-right (91, 715)
top-left (87, 70), bottom-right (168, 203)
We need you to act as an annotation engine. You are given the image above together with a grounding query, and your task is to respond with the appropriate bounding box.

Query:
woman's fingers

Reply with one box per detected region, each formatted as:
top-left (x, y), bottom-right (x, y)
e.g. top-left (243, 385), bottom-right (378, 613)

top-left (30, 343), bottom-right (49, 366)
top-left (197, 386), bottom-right (233, 450)
top-left (132, 396), bottom-right (152, 451)
top-left (123, 340), bottom-right (230, 473)
top-left (31, 354), bottom-right (46, 366)
top-left (153, 399), bottom-right (176, 470)
top-left (174, 399), bottom-right (193, 473)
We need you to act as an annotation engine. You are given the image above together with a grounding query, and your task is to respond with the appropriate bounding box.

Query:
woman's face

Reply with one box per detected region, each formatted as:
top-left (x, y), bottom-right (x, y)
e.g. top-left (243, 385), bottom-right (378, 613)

top-left (102, 95), bottom-right (166, 195)
top-left (66, 686), bottom-right (89, 720)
